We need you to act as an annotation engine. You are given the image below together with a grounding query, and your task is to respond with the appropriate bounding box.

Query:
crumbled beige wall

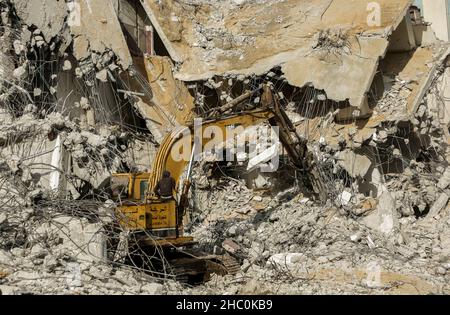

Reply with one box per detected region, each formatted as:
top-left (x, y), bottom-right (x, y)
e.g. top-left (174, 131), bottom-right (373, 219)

top-left (141, 0), bottom-right (412, 108)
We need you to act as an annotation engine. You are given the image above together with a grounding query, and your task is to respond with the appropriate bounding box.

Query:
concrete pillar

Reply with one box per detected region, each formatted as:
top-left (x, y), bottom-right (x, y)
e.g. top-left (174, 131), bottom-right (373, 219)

top-left (423, 0), bottom-right (450, 41)
top-left (49, 135), bottom-right (69, 194)
top-left (388, 15), bottom-right (417, 52)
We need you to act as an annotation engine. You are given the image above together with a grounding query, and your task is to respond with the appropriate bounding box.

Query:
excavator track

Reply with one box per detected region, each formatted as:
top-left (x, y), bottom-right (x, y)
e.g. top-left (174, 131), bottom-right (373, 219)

top-left (121, 241), bottom-right (242, 285)
top-left (168, 252), bottom-right (241, 284)
top-left (205, 254), bottom-right (241, 276)
top-left (169, 256), bottom-right (209, 284)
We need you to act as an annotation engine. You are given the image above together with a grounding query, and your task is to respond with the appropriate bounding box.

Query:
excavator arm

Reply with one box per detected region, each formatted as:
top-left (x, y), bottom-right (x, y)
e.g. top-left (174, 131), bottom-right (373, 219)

top-left (146, 110), bottom-right (275, 197)
top-left (112, 84), bottom-right (324, 233)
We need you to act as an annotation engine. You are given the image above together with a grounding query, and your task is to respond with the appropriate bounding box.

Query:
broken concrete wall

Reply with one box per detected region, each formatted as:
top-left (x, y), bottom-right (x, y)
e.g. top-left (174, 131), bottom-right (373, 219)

top-left (141, 0), bottom-right (413, 110)
top-left (70, 0), bottom-right (132, 70)
top-left (12, 0), bottom-right (67, 43)
top-left (115, 55), bottom-right (195, 144)
top-left (426, 64), bottom-right (450, 127)
top-left (143, 56), bottom-right (195, 125)
top-left (1, 134), bottom-right (69, 193)
top-left (413, 24), bottom-right (438, 46)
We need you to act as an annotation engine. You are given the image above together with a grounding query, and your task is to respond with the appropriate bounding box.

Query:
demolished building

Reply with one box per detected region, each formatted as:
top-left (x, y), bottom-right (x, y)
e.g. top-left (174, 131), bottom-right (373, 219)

top-left (1, 0), bottom-right (450, 295)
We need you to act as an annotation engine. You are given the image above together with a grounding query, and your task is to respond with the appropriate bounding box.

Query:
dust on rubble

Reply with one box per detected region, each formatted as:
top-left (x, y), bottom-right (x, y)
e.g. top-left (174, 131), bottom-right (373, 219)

top-left (1, 0), bottom-right (450, 296)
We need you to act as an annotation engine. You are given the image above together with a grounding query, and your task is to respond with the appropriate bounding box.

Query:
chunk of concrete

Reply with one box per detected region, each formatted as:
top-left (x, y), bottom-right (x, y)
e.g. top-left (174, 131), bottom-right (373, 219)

top-left (247, 144), bottom-right (280, 172)
top-left (33, 88), bottom-right (41, 97)
top-left (95, 69), bottom-right (108, 82)
top-left (12, 0), bottom-right (67, 42)
top-left (70, 0), bottom-right (132, 69)
top-left (428, 193), bottom-right (449, 219)
top-left (337, 150), bottom-right (372, 178)
top-left (51, 217), bottom-right (107, 262)
top-left (13, 66), bottom-right (27, 79)
top-left (0, 250), bottom-right (13, 265)
top-left (350, 233), bottom-right (362, 242)
top-left (338, 191), bottom-right (353, 206)
top-left (362, 189), bottom-right (398, 235)
top-left (141, 283), bottom-right (164, 295)
top-left (0, 213), bottom-right (6, 225)
top-left (222, 239), bottom-right (241, 254)
top-left (62, 60), bottom-right (72, 71)
top-left (0, 285), bottom-right (18, 295)
top-left (253, 174), bottom-right (269, 189)
top-left (30, 244), bottom-right (47, 259)
top-left (266, 253), bottom-right (305, 269)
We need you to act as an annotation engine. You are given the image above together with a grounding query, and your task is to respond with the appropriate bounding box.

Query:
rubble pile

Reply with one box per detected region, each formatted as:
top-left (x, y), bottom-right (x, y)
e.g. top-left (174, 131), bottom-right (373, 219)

top-left (184, 173), bottom-right (450, 294)
top-left (1, 0), bottom-right (450, 296)
top-left (0, 108), bottom-right (178, 294)
top-left (0, 0), bottom-right (173, 294)
top-left (0, 152), bottom-right (185, 294)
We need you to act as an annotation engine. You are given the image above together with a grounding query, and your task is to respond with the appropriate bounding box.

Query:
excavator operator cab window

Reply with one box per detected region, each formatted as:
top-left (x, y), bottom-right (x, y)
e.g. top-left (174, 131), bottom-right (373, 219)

top-left (140, 180), bottom-right (149, 200)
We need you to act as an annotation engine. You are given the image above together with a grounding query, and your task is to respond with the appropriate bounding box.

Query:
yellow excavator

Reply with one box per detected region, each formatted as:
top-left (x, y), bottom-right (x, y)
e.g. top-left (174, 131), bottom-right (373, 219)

top-left (110, 84), bottom-right (323, 282)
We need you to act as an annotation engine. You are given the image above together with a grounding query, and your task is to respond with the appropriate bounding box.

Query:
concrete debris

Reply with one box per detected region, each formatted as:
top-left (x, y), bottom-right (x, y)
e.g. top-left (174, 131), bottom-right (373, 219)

top-left (2, 0), bottom-right (450, 296)
top-left (336, 150), bottom-right (372, 178)
top-left (428, 193), bottom-right (450, 219)
top-left (142, 0), bottom-right (412, 109)
top-left (62, 60), bottom-right (72, 71)
top-left (338, 191), bottom-right (352, 206)
top-left (438, 168), bottom-right (450, 190)
top-left (247, 144), bottom-right (280, 172)
top-left (377, 190), bottom-right (399, 235)
top-left (222, 239), bottom-right (241, 254)
top-left (267, 253), bottom-right (305, 270)
top-left (95, 69), bottom-right (108, 83)
top-left (12, 0), bottom-right (67, 43)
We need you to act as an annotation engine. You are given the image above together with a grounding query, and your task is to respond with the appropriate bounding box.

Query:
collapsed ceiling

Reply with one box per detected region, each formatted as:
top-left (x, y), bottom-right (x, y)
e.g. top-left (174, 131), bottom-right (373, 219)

top-left (141, 0), bottom-right (413, 108)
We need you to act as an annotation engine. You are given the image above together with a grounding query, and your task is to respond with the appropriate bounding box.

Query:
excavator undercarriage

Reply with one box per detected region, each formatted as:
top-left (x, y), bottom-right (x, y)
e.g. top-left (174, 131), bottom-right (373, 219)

top-left (115, 231), bottom-right (241, 284)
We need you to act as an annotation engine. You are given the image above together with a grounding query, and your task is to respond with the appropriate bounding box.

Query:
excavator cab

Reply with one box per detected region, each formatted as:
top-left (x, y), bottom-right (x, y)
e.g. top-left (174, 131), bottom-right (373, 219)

top-left (111, 173), bottom-right (184, 241)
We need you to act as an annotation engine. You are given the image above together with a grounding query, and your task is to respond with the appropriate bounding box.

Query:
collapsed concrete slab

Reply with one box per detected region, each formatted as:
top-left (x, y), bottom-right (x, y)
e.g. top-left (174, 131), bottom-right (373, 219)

top-left (337, 150), bottom-right (372, 178)
top-left (70, 0), bottom-right (132, 69)
top-left (12, 0), bottom-right (67, 43)
top-left (133, 55), bottom-right (196, 142)
top-left (378, 45), bottom-right (450, 119)
top-left (141, 0), bottom-right (412, 108)
top-left (51, 216), bottom-right (107, 264)
top-left (428, 193), bottom-right (450, 219)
